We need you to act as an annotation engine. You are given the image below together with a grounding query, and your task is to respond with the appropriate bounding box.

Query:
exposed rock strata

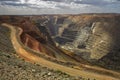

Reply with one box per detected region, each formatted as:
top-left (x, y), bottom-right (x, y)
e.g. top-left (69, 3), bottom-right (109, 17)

top-left (0, 14), bottom-right (120, 71)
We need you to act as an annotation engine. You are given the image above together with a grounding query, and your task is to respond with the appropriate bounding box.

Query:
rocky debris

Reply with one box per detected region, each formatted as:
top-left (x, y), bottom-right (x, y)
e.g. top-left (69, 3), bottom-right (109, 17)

top-left (0, 61), bottom-right (81, 80)
top-left (0, 14), bottom-right (120, 73)
top-left (0, 24), bottom-right (86, 80)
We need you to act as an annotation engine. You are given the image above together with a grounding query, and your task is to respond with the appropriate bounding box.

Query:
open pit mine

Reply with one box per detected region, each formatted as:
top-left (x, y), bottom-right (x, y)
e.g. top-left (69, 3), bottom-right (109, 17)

top-left (0, 14), bottom-right (120, 80)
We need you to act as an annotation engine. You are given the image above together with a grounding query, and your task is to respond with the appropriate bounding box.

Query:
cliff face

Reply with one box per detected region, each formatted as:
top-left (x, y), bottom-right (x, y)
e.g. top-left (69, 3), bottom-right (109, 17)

top-left (29, 14), bottom-right (120, 70)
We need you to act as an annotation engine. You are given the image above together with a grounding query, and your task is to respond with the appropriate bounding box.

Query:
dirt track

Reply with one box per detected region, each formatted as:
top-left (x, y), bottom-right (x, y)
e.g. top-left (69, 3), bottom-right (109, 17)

top-left (1, 23), bottom-right (120, 80)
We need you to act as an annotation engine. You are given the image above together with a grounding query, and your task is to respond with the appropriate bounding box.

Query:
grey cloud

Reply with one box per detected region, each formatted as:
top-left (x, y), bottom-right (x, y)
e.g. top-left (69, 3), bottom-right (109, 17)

top-left (0, 0), bottom-right (120, 14)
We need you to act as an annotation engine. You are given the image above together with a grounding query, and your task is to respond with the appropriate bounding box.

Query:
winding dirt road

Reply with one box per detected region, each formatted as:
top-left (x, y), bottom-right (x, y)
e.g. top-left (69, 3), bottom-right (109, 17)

top-left (1, 23), bottom-right (120, 80)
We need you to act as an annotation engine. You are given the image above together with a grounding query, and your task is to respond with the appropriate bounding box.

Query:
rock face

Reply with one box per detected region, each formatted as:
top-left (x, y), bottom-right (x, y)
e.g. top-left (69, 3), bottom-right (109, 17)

top-left (22, 33), bottom-right (43, 52)
top-left (30, 14), bottom-right (120, 59)
top-left (0, 14), bottom-right (120, 71)
top-left (29, 14), bottom-right (120, 70)
top-left (86, 22), bottom-right (114, 60)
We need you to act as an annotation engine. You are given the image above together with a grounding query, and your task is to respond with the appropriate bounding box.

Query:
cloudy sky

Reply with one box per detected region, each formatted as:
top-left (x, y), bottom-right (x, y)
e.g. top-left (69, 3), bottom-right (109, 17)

top-left (0, 0), bottom-right (120, 15)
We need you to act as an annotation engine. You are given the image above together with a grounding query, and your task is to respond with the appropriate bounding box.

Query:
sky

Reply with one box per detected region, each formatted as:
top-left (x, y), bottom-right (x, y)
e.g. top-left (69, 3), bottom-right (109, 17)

top-left (0, 0), bottom-right (120, 15)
